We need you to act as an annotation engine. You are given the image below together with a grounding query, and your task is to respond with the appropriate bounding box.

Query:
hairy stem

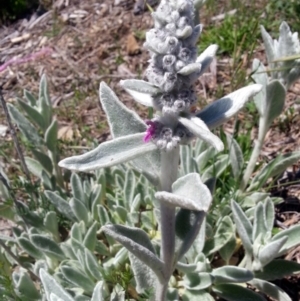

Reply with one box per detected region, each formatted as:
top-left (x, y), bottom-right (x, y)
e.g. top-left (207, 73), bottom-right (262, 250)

top-left (156, 148), bottom-right (180, 301)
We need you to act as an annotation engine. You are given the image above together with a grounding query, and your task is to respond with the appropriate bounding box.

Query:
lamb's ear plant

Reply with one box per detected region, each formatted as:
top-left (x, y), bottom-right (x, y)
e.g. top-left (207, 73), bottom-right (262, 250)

top-left (240, 21), bottom-right (300, 192)
top-left (59, 1), bottom-right (261, 300)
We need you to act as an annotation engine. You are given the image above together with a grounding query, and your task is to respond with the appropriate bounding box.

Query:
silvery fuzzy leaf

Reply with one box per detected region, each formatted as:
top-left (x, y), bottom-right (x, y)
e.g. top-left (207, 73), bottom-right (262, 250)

top-left (231, 200), bottom-right (253, 255)
top-left (254, 259), bottom-right (300, 281)
top-left (8, 104), bottom-right (43, 146)
top-left (17, 98), bottom-right (46, 131)
top-left (286, 63), bottom-right (300, 89)
top-left (196, 44), bottom-right (218, 75)
top-left (252, 59), bottom-right (268, 116)
top-left (260, 26), bottom-right (275, 66)
top-left (195, 146), bottom-right (217, 171)
top-left (97, 205), bottom-right (111, 226)
top-left (182, 289), bottom-right (214, 301)
top-left (175, 209), bottom-right (205, 259)
top-left (99, 82), bottom-right (161, 185)
top-left (61, 265), bottom-right (95, 293)
top-left (40, 269), bottom-right (74, 301)
top-left (131, 193), bottom-right (141, 213)
top-left (15, 200), bottom-right (44, 228)
top-left (278, 22), bottom-right (296, 58)
top-left (129, 253), bottom-right (156, 297)
top-left (203, 216), bottom-right (234, 255)
top-left (17, 237), bottom-right (44, 259)
top-left (32, 149), bottom-right (53, 174)
top-left (44, 211), bottom-right (59, 240)
top-left (39, 74), bottom-right (52, 126)
top-left (83, 222), bottom-right (98, 252)
top-left (213, 283), bottom-right (267, 301)
top-left (91, 281), bottom-right (109, 301)
top-left (70, 198), bottom-right (89, 226)
top-left (253, 202), bottom-right (267, 241)
top-left (183, 272), bottom-right (213, 290)
top-left (44, 191), bottom-right (77, 221)
top-left (264, 198), bottom-right (274, 233)
top-left (155, 173), bottom-right (212, 211)
top-left (261, 80), bottom-right (285, 130)
top-left (120, 79), bottom-right (160, 107)
top-left (196, 84), bottom-right (262, 129)
top-left (31, 234), bottom-right (65, 261)
top-left (124, 169), bottom-right (136, 207)
top-left (242, 192), bottom-right (270, 207)
top-left (219, 234), bottom-right (236, 263)
top-left (45, 119), bottom-right (58, 153)
top-left (178, 116), bottom-right (224, 151)
top-left (59, 133), bottom-right (157, 172)
top-left (102, 224), bottom-right (164, 281)
top-left (24, 89), bottom-right (37, 106)
top-left (71, 173), bottom-right (85, 204)
top-left (226, 133), bottom-right (244, 179)
top-left (84, 249), bottom-right (103, 280)
top-left (180, 145), bottom-right (197, 176)
top-left (201, 154), bottom-right (229, 182)
top-left (15, 271), bottom-right (41, 299)
top-left (212, 266), bottom-right (253, 284)
top-left (25, 157), bottom-right (44, 177)
top-left (271, 224), bottom-right (300, 256)
top-left (178, 63), bottom-right (202, 75)
top-left (249, 151), bottom-right (300, 191)
top-left (250, 278), bottom-right (291, 301)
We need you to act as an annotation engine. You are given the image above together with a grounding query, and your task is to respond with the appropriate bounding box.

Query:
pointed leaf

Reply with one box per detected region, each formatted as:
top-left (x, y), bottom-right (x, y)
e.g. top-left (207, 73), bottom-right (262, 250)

top-left (40, 269), bottom-right (74, 301)
top-left (260, 26), bottom-right (275, 65)
top-left (196, 84), bottom-right (262, 129)
top-left (271, 224), bottom-right (300, 255)
top-left (102, 224), bottom-right (164, 281)
top-left (91, 281), bottom-right (109, 301)
top-left (254, 259), bottom-right (300, 280)
top-left (44, 191), bottom-right (77, 221)
top-left (264, 198), bottom-right (275, 233)
top-left (212, 266), bottom-right (253, 284)
top-left (84, 249), bottom-right (103, 280)
top-left (70, 198), bottom-right (89, 225)
top-left (45, 119), bottom-right (58, 153)
top-left (231, 200), bottom-right (253, 255)
top-left (32, 150), bottom-right (53, 174)
top-left (100, 82), bottom-right (160, 185)
top-left (253, 202), bottom-right (267, 241)
top-left (155, 173), bottom-right (212, 211)
top-left (7, 104), bottom-right (43, 146)
top-left (201, 154), bottom-right (230, 182)
top-left (15, 271), bottom-right (41, 299)
top-left (250, 151), bottom-right (300, 191)
top-left (226, 134), bottom-right (244, 179)
top-left (250, 278), bottom-right (291, 301)
top-left (59, 133), bottom-right (157, 172)
top-left (129, 253), bottom-right (156, 294)
top-left (213, 283), bottom-right (267, 301)
top-left (203, 216), bottom-right (234, 255)
top-left (83, 222), bottom-right (98, 252)
top-left (31, 234), bottom-right (65, 260)
top-left (120, 79), bottom-right (160, 106)
top-left (179, 116), bottom-right (224, 151)
top-left (61, 265), bottom-right (95, 293)
top-left (17, 98), bottom-right (46, 131)
top-left (17, 237), bottom-right (44, 259)
top-left (24, 89), bottom-right (37, 106)
top-left (263, 80), bottom-right (285, 128)
top-left (196, 44), bottom-right (218, 75)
